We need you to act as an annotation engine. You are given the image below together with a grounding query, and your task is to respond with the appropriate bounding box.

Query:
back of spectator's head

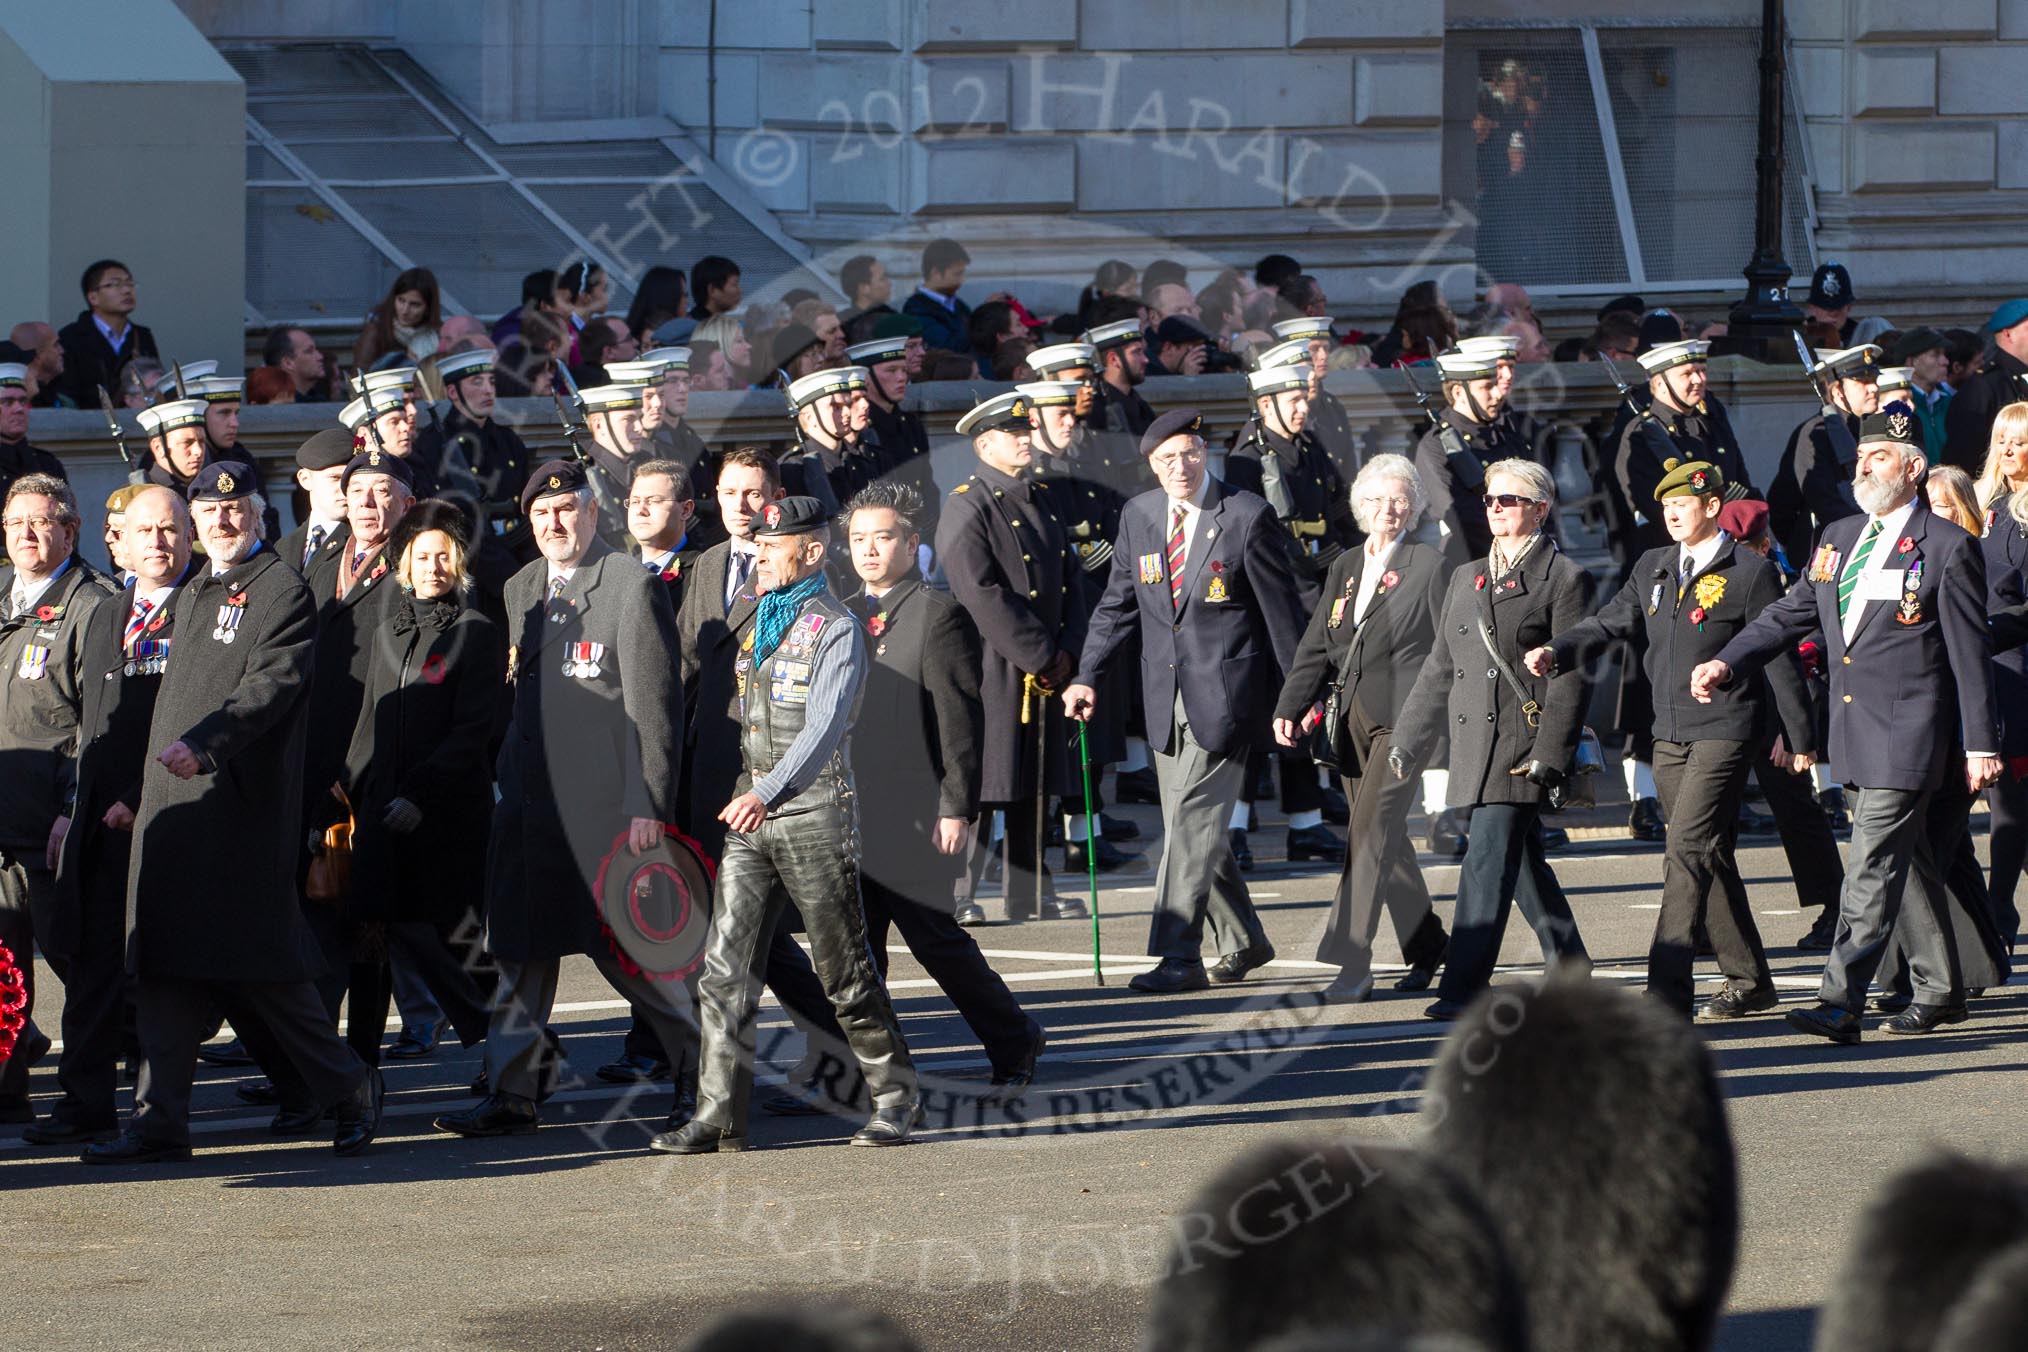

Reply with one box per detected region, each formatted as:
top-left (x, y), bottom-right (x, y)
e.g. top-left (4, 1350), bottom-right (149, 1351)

top-left (780, 287), bottom-right (819, 311)
top-left (1255, 253), bottom-right (1303, 291)
top-left (1944, 327), bottom-right (1984, 368)
top-left (1391, 279), bottom-right (1444, 325)
top-left (1278, 274), bottom-right (1326, 318)
top-left (521, 268), bottom-right (558, 309)
top-left (968, 300), bottom-right (1017, 356)
top-left (691, 255), bottom-right (741, 305)
top-left (920, 237), bottom-right (970, 281)
top-left (990, 337), bottom-right (1035, 383)
top-left (681, 1300), bottom-right (921, 1352)
top-left (244, 366), bottom-right (294, 405)
top-left (625, 264), bottom-right (689, 340)
top-left (1148, 1139), bottom-right (1528, 1352)
top-left (1935, 1240), bottom-right (2028, 1352)
top-left (1425, 976), bottom-right (1737, 1352)
top-left (1638, 309), bottom-right (1685, 352)
top-left (1816, 1153), bottom-right (2028, 1352)
top-left (1142, 258), bottom-right (1188, 293)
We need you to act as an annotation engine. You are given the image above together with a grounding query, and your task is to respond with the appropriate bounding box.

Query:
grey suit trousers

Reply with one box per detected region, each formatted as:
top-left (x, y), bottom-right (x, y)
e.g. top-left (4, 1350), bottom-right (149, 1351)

top-left (1148, 693), bottom-right (1269, 962)
top-left (485, 954), bottom-right (697, 1103)
top-left (1821, 785), bottom-right (1957, 1010)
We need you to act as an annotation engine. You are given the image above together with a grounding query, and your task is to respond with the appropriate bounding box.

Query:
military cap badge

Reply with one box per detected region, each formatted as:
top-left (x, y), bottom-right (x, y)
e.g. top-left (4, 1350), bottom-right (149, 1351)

top-left (764, 504), bottom-right (782, 528)
top-left (1887, 410), bottom-right (1912, 440)
top-left (217, 470), bottom-right (236, 494)
top-left (548, 474), bottom-right (562, 490)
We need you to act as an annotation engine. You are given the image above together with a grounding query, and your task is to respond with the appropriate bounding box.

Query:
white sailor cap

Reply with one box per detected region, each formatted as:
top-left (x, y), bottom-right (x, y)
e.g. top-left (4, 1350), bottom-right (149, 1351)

top-left (1082, 319), bottom-right (1144, 351)
top-left (955, 390), bottom-right (1030, 437)
top-left (845, 336), bottom-right (909, 366)
top-left (579, 383), bottom-right (647, 413)
top-left (1434, 347), bottom-right (1501, 380)
top-left (637, 346), bottom-right (691, 374)
top-left (1026, 342), bottom-right (1098, 377)
top-left (1637, 339), bottom-right (1711, 375)
top-left (1876, 365), bottom-right (1913, 393)
top-left (361, 367), bottom-right (419, 394)
top-left (189, 375), bottom-right (245, 404)
top-left (338, 398), bottom-right (370, 431)
top-left (146, 398), bottom-right (209, 433)
top-left (0, 363), bottom-right (28, 390)
top-left (1253, 338), bottom-right (1314, 372)
top-left (1248, 365), bottom-right (1311, 397)
top-left (603, 360), bottom-right (666, 386)
top-left (436, 348), bottom-right (495, 382)
top-left (1016, 380), bottom-right (1083, 409)
top-left (1456, 334), bottom-right (1521, 362)
top-left (1810, 344), bottom-right (1883, 382)
top-left (150, 360), bottom-right (217, 394)
top-left (1271, 316), bottom-right (1334, 343)
top-left (785, 366), bottom-right (860, 412)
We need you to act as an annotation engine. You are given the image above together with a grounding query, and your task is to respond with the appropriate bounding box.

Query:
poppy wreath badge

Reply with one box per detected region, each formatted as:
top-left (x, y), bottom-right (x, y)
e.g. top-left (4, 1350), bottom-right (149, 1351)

top-left (1689, 573), bottom-right (1725, 628)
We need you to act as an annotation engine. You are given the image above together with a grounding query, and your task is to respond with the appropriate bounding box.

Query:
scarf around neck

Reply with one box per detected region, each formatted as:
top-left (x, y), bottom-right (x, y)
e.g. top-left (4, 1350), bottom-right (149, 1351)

top-left (753, 572), bottom-right (827, 664)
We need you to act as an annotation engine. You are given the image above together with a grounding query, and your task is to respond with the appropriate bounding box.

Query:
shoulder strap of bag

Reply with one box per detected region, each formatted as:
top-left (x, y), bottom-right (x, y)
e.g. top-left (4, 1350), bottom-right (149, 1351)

top-left (1476, 616), bottom-right (1541, 730)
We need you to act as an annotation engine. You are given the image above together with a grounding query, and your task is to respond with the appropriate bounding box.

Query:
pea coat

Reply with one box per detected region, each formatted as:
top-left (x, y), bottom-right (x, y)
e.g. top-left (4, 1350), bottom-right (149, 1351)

top-left (0, 560), bottom-right (116, 855)
top-left (1274, 539), bottom-right (1448, 754)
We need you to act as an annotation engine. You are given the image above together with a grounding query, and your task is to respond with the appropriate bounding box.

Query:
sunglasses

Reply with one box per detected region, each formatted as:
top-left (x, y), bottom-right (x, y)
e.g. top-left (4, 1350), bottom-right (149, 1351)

top-left (1482, 493), bottom-right (1540, 509)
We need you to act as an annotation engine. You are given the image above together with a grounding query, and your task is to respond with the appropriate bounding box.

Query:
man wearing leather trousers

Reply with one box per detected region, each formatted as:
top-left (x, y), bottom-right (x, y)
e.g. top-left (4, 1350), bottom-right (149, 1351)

top-left (655, 496), bottom-right (919, 1153)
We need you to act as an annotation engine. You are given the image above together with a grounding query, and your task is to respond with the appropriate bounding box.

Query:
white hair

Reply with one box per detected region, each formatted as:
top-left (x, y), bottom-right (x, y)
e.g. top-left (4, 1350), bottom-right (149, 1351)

top-left (1348, 453), bottom-right (1427, 533)
top-left (1483, 457), bottom-right (1555, 507)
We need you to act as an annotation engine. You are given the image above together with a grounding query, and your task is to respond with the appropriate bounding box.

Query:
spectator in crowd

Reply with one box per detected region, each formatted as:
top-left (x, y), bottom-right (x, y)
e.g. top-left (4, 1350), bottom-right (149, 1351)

top-left (838, 254), bottom-right (894, 337)
top-left (624, 265), bottom-right (688, 349)
top-left (436, 315), bottom-right (488, 352)
top-left (988, 337), bottom-right (1035, 384)
top-left (556, 260), bottom-right (610, 342)
top-left (903, 238), bottom-right (973, 356)
top-left (262, 325), bottom-right (328, 402)
top-left (491, 269), bottom-right (557, 345)
top-left (1943, 298), bottom-right (2028, 471)
top-left (1893, 326), bottom-right (1954, 452)
top-left (10, 322), bottom-right (68, 408)
top-left (1944, 326), bottom-right (1984, 388)
top-left (1481, 280), bottom-right (1537, 331)
top-left (694, 314), bottom-right (753, 387)
top-left (571, 315), bottom-right (637, 389)
top-left (1492, 311), bottom-right (1550, 364)
top-left (1277, 273), bottom-right (1328, 322)
top-left (966, 300), bottom-right (1022, 378)
top-left (687, 339), bottom-right (731, 393)
top-left (1638, 308), bottom-right (1685, 352)
top-left (1975, 402), bottom-right (2028, 513)
top-left (1387, 301), bottom-right (1459, 370)
top-left (788, 299), bottom-right (847, 363)
top-left (1197, 272), bottom-right (1248, 344)
top-left (1142, 281), bottom-right (1200, 330)
top-left (1369, 281), bottom-right (1454, 367)
top-left (244, 367), bottom-right (294, 406)
top-left (355, 267), bottom-right (443, 370)
top-left (1803, 261), bottom-right (1858, 347)
top-left (1074, 259), bottom-right (1139, 331)
top-left (116, 358), bottom-right (163, 410)
top-left (55, 259), bottom-right (157, 409)
top-left (1147, 316), bottom-right (1211, 377)
top-left (689, 255), bottom-right (743, 322)
top-left (1588, 311), bottom-right (1642, 364)
top-left (768, 324), bottom-right (827, 384)
top-left (493, 308), bottom-right (568, 398)
top-left (1255, 253), bottom-right (1302, 293)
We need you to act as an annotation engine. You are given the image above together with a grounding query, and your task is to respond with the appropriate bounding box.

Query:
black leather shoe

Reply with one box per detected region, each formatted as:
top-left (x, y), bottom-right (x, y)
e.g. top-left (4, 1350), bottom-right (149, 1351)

top-left (1628, 797), bottom-right (1667, 842)
top-left (988, 1022), bottom-right (1046, 1099)
top-left (1287, 824), bottom-right (1347, 864)
top-left (1819, 786), bottom-right (1851, 833)
top-left (850, 1101), bottom-right (926, 1147)
top-left (468, 1068), bottom-right (491, 1097)
top-left (1229, 828), bottom-right (1254, 872)
top-left (1423, 999), bottom-right (1468, 1022)
top-left (1735, 804), bottom-right (1777, 836)
top-left (664, 1077), bottom-right (699, 1129)
top-left (269, 1103), bottom-right (325, 1136)
top-left (1114, 768), bottom-right (1161, 804)
top-left (81, 1132), bottom-right (191, 1166)
top-left (1696, 986), bottom-right (1779, 1021)
top-left (650, 1118), bottom-right (746, 1154)
top-left (1786, 1003), bottom-right (1862, 1045)
top-left (22, 1118), bottom-right (118, 1146)
top-left (197, 1038), bottom-right (254, 1067)
top-left (434, 1093), bottom-right (538, 1137)
top-left (1209, 943), bottom-right (1276, 984)
top-left (594, 1052), bottom-right (672, 1085)
top-left (1129, 958), bottom-right (1210, 994)
top-left (1320, 783), bottom-right (1350, 825)
top-left (235, 1080), bottom-right (279, 1106)
top-left (954, 901), bottom-right (988, 927)
top-left (1428, 809), bottom-right (1468, 858)
top-left (1881, 1002), bottom-right (1968, 1035)
top-left (1869, 991), bottom-right (1914, 1014)
top-left (1394, 942), bottom-right (1447, 993)
top-left (332, 1068), bottom-right (385, 1156)
top-left (1099, 812), bottom-right (1141, 842)
top-left (1064, 837), bottom-right (1128, 873)
top-left (384, 1025), bottom-right (441, 1060)
top-left (1041, 896), bottom-right (1089, 921)
top-left (1798, 909), bottom-right (1839, 950)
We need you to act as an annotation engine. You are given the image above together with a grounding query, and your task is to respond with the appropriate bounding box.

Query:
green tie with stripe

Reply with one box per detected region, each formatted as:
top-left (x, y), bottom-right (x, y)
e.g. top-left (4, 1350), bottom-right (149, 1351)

top-left (1836, 519), bottom-right (1883, 622)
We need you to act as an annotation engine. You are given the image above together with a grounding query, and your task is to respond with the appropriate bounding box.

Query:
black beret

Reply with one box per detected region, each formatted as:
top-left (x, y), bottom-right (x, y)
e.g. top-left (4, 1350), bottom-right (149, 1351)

top-left (520, 458), bottom-right (588, 514)
top-left (1140, 407), bottom-right (1206, 457)
top-left (749, 495), bottom-right (829, 538)
top-left (187, 460), bottom-right (255, 503)
top-left (1858, 400), bottom-right (1925, 454)
top-left (293, 427), bottom-right (356, 472)
top-left (341, 446), bottom-right (415, 493)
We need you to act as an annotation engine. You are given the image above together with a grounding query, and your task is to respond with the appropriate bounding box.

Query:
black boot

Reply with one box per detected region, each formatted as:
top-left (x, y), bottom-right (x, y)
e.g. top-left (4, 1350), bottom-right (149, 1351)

top-left (1628, 796), bottom-right (1667, 842)
top-left (1229, 828), bottom-right (1254, 873)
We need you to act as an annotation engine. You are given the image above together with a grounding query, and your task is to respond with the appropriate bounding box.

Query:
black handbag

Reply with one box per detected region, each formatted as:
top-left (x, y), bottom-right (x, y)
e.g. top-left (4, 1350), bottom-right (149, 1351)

top-left (1308, 632), bottom-right (1362, 775)
top-left (1476, 618), bottom-right (1602, 811)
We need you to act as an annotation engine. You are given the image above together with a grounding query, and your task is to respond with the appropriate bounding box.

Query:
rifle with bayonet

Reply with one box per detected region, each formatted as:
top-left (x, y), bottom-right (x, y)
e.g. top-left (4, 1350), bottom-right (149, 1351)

top-left (97, 385), bottom-right (147, 485)
top-left (551, 358), bottom-right (626, 524)
top-left (350, 368), bottom-right (394, 459)
top-left (1791, 328), bottom-right (1861, 470)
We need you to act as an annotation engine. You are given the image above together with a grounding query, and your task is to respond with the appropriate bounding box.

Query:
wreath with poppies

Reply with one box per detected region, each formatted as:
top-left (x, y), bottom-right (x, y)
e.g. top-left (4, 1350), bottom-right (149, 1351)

top-left (0, 938), bottom-right (26, 1065)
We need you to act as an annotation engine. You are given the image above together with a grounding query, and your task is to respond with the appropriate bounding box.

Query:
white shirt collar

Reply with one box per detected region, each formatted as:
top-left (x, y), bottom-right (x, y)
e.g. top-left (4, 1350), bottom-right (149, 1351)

top-left (1680, 529), bottom-right (1729, 577)
top-left (545, 562), bottom-right (576, 588)
top-left (729, 535), bottom-right (758, 557)
top-left (915, 284), bottom-right (958, 312)
top-left (10, 556), bottom-right (70, 611)
top-left (1864, 498), bottom-right (1919, 554)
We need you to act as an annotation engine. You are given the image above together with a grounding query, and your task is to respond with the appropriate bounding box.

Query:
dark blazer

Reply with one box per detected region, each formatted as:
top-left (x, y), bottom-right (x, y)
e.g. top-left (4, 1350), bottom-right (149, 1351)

top-left (673, 538), bottom-right (759, 857)
top-left (936, 461), bottom-right (1088, 801)
top-left (1076, 479), bottom-right (1307, 759)
top-left (1275, 539), bottom-right (1448, 739)
top-left (1718, 501), bottom-right (1997, 792)
top-left (1942, 348), bottom-right (2028, 472)
top-left (487, 539), bottom-right (684, 960)
top-left (50, 570), bottom-right (186, 960)
top-left (851, 578), bottom-right (983, 902)
top-left (127, 548), bottom-right (324, 982)
top-left (54, 310), bottom-right (157, 410)
top-left (1551, 539), bottom-right (1813, 749)
top-left (341, 595), bottom-right (502, 928)
top-left (1394, 541), bottom-right (1592, 807)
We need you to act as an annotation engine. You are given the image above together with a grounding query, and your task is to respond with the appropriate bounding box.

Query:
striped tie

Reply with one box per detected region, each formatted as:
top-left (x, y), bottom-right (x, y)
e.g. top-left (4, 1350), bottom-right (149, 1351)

top-left (302, 523), bottom-right (325, 569)
top-left (123, 596), bottom-right (154, 651)
top-left (1836, 519), bottom-right (1883, 622)
top-left (1168, 505), bottom-right (1187, 611)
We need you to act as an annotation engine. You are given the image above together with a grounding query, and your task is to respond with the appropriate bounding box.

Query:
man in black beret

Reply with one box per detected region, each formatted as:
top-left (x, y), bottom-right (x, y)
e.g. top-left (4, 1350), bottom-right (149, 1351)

top-left (281, 427), bottom-right (355, 574)
top-left (1065, 409), bottom-right (1308, 992)
top-left (657, 495), bottom-right (919, 1152)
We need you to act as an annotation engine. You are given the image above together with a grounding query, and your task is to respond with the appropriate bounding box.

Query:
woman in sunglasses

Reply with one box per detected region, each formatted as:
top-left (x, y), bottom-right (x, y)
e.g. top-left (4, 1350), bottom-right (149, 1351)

top-left (1389, 459), bottom-right (1592, 1019)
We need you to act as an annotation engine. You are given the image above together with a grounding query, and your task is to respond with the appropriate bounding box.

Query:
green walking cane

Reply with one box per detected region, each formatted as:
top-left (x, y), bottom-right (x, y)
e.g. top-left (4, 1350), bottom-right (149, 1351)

top-left (1077, 718), bottom-right (1103, 984)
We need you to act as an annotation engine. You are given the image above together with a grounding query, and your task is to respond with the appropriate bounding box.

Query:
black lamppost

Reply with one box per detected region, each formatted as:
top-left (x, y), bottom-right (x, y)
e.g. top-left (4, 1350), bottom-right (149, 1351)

top-left (1727, 0), bottom-right (1805, 359)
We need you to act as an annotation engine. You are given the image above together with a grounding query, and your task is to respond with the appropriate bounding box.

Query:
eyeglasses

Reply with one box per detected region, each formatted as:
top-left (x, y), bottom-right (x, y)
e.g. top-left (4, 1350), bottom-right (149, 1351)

top-left (1359, 495), bottom-right (1413, 511)
top-left (1482, 493), bottom-right (1539, 510)
top-left (1150, 448), bottom-right (1208, 470)
top-left (3, 515), bottom-right (60, 533)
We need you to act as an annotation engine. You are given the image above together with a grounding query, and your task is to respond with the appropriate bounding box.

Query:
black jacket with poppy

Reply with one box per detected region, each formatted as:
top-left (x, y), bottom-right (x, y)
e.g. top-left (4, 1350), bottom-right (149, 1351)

top-left (0, 560), bottom-right (117, 851)
top-left (341, 594), bottom-right (502, 927)
top-left (1274, 540), bottom-right (1448, 741)
top-left (1550, 540), bottom-right (1814, 749)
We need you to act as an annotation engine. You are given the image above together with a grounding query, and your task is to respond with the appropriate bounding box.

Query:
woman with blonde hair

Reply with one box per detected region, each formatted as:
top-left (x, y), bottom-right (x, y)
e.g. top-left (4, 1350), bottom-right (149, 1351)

top-left (1974, 401), bottom-right (2028, 517)
top-left (1925, 463), bottom-right (1985, 534)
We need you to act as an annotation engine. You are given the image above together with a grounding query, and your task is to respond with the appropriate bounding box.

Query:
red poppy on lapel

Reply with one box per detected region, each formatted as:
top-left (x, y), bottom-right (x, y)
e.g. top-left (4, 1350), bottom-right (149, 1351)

top-left (1209, 559), bottom-right (1224, 574)
top-left (421, 653), bottom-right (448, 685)
top-left (34, 605), bottom-right (59, 622)
top-left (1475, 574), bottom-right (1487, 591)
top-left (1896, 536), bottom-right (1914, 556)
top-left (1379, 570), bottom-right (1400, 591)
top-left (867, 614), bottom-right (888, 637)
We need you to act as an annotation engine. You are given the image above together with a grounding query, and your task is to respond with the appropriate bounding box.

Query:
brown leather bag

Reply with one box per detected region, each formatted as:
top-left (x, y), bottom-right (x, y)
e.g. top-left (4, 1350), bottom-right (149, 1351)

top-left (306, 787), bottom-right (354, 903)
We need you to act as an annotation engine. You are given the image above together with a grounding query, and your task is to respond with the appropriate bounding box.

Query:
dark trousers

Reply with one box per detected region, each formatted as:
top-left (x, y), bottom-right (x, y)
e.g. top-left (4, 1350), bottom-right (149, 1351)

top-left (694, 803), bottom-right (916, 1131)
top-left (1436, 802), bottom-right (1587, 1005)
top-left (44, 852), bottom-right (134, 1129)
top-left (976, 798), bottom-right (1055, 920)
top-left (344, 921), bottom-right (498, 1067)
top-left (131, 976), bottom-right (368, 1147)
top-left (1649, 738), bottom-right (1772, 1013)
top-left (621, 913), bottom-right (850, 1067)
top-left (1317, 727), bottom-right (1446, 980)
top-left (861, 875), bottom-right (1035, 1077)
top-left (1987, 772), bottom-right (2027, 949)
top-left (0, 857), bottom-right (50, 1105)
top-left (1877, 776), bottom-right (2011, 1000)
top-left (1242, 746), bottom-right (1325, 815)
top-left (1820, 786), bottom-right (1955, 1011)
top-left (1756, 748), bottom-right (1846, 912)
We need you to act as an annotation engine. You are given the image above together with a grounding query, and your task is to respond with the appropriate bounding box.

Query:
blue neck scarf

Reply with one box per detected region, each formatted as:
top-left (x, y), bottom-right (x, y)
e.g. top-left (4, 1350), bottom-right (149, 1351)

top-left (753, 572), bottom-right (827, 663)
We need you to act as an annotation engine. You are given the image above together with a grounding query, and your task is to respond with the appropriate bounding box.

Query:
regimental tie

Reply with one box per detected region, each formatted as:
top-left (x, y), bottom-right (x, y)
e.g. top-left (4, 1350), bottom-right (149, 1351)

top-left (546, 574), bottom-right (567, 614)
top-left (1167, 504), bottom-right (1187, 611)
top-left (1836, 518), bottom-right (1884, 621)
top-left (303, 523), bottom-right (325, 569)
top-left (123, 596), bottom-right (154, 652)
